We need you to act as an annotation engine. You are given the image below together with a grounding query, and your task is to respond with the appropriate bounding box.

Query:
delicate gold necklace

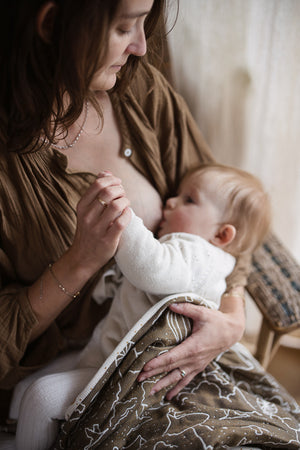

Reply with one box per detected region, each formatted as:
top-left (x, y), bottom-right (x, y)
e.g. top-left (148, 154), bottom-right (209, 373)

top-left (50, 100), bottom-right (89, 150)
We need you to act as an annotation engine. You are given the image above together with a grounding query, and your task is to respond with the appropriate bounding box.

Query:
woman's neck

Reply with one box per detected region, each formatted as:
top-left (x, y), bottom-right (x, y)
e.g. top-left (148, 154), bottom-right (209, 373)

top-left (54, 92), bottom-right (163, 232)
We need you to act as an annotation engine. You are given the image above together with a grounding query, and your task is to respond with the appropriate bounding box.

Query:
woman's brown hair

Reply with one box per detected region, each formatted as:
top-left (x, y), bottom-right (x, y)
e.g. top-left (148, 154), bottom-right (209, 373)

top-left (0, 0), bottom-right (166, 153)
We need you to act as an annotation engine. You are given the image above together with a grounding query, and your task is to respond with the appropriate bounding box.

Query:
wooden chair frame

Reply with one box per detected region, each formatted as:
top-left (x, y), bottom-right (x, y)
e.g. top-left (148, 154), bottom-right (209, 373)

top-left (247, 232), bottom-right (300, 367)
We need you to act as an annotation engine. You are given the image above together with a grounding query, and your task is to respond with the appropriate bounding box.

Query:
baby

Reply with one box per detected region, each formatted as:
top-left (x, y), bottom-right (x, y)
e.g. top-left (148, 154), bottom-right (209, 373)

top-left (13, 163), bottom-right (271, 450)
top-left (79, 162), bottom-right (271, 367)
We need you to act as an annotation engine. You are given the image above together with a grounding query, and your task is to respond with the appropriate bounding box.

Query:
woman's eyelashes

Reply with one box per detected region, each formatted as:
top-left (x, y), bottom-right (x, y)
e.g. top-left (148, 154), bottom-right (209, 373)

top-left (116, 17), bottom-right (144, 35)
top-left (117, 27), bottom-right (132, 35)
top-left (116, 13), bottom-right (149, 37)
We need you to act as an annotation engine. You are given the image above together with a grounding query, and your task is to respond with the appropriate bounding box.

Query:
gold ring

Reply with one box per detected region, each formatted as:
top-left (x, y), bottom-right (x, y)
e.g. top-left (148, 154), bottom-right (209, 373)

top-left (97, 197), bottom-right (108, 208)
top-left (179, 369), bottom-right (186, 378)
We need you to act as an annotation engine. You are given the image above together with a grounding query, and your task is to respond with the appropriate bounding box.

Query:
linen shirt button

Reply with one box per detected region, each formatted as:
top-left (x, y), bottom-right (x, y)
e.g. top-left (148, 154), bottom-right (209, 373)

top-left (124, 148), bottom-right (132, 158)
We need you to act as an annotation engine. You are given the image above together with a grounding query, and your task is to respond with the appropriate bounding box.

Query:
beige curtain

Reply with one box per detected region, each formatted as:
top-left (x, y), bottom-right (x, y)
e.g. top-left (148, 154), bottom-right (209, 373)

top-left (167, 0), bottom-right (300, 264)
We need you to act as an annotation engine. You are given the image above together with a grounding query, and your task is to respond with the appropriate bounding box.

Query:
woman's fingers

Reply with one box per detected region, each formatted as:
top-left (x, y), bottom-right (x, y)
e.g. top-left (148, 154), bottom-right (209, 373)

top-left (139, 304), bottom-right (211, 377)
top-left (139, 334), bottom-right (202, 380)
top-left (149, 368), bottom-right (195, 397)
top-left (77, 171), bottom-right (129, 230)
top-left (108, 204), bottom-right (131, 232)
top-left (95, 184), bottom-right (126, 209)
top-left (137, 303), bottom-right (234, 399)
top-left (102, 200), bottom-right (131, 239)
top-left (169, 301), bottom-right (210, 322)
top-left (78, 173), bottom-right (124, 211)
top-left (157, 369), bottom-right (197, 401)
top-left (137, 338), bottom-right (204, 400)
top-left (165, 372), bottom-right (197, 400)
top-left (101, 207), bottom-right (131, 258)
top-left (70, 171), bottom-right (130, 272)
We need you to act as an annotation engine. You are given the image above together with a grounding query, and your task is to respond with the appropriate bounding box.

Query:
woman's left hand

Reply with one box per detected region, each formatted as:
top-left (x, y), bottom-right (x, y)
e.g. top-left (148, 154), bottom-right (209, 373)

top-left (137, 295), bottom-right (245, 400)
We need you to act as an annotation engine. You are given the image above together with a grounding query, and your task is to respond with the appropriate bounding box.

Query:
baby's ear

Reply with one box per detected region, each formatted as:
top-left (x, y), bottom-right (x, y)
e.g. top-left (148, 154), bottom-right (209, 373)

top-left (211, 224), bottom-right (236, 248)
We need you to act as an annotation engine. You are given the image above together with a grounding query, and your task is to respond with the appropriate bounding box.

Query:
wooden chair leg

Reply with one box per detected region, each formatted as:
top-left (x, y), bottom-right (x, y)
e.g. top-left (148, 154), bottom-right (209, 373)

top-left (255, 318), bottom-right (281, 368)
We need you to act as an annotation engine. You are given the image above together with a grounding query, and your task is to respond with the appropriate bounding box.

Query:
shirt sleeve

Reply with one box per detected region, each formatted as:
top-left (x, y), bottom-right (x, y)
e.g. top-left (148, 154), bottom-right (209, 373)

top-left (115, 211), bottom-right (190, 294)
top-left (0, 247), bottom-right (66, 388)
top-left (0, 150), bottom-right (106, 388)
top-left (0, 246), bottom-right (38, 374)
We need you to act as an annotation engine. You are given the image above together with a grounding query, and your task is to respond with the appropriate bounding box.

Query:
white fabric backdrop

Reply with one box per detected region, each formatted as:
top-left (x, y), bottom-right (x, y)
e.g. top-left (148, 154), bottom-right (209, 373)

top-left (167, 0), bottom-right (300, 263)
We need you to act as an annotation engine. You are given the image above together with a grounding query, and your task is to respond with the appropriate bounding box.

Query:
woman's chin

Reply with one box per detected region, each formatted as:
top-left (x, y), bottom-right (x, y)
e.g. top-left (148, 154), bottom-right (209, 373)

top-left (90, 74), bottom-right (117, 92)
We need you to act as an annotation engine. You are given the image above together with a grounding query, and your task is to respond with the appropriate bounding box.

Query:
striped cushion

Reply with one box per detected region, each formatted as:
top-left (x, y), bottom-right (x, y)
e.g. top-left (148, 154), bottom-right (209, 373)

top-left (247, 232), bottom-right (300, 333)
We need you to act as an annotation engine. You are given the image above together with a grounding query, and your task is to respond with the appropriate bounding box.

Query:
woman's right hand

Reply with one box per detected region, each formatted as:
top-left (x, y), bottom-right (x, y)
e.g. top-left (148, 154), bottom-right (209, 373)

top-left (69, 171), bottom-right (131, 276)
top-left (27, 171), bottom-right (131, 341)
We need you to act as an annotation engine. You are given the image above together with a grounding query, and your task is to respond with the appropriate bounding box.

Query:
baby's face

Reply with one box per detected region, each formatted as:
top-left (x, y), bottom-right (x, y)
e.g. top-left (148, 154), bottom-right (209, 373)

top-left (157, 172), bottom-right (221, 241)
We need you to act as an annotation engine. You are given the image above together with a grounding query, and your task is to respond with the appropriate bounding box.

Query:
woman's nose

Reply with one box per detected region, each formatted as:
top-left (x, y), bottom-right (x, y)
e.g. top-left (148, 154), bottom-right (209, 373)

top-left (126, 28), bottom-right (147, 56)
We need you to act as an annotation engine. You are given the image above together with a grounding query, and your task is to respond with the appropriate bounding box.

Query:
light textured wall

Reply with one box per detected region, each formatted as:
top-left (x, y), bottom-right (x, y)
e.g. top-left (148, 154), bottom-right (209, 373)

top-left (167, 0), bottom-right (300, 263)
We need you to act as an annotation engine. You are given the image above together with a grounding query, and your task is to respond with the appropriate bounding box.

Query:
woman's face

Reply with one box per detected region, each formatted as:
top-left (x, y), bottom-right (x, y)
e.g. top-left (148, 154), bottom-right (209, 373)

top-left (90, 0), bottom-right (154, 91)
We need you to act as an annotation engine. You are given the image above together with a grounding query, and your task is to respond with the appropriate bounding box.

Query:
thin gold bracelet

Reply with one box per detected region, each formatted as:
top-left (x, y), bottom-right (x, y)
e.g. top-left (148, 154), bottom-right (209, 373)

top-left (48, 263), bottom-right (80, 299)
top-left (222, 292), bottom-right (246, 306)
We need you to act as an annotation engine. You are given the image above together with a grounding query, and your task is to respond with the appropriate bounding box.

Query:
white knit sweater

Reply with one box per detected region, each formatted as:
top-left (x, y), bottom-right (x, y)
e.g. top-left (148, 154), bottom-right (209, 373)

top-left (78, 209), bottom-right (235, 368)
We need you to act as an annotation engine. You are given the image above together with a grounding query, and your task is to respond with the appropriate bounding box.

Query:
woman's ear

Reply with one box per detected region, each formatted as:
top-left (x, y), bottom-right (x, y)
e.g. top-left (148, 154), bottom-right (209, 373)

top-left (36, 1), bottom-right (57, 43)
top-left (211, 224), bottom-right (236, 248)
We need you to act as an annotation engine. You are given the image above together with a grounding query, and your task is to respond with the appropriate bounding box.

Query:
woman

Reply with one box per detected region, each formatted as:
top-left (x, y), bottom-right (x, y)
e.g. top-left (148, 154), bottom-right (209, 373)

top-left (1, 1), bottom-right (298, 448)
top-left (0, 0), bottom-right (245, 394)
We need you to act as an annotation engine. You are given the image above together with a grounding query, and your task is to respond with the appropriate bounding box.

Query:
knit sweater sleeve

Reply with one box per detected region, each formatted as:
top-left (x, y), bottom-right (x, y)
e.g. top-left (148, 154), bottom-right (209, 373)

top-left (115, 210), bottom-right (235, 298)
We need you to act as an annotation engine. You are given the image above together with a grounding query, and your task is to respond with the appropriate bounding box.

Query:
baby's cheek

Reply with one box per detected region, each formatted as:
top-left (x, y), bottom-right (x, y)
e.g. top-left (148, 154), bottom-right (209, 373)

top-left (174, 213), bottom-right (192, 233)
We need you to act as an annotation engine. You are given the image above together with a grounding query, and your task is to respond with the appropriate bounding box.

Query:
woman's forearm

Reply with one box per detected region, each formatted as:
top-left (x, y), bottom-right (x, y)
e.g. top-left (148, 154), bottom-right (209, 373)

top-left (219, 287), bottom-right (246, 346)
top-left (28, 173), bottom-right (131, 342)
top-left (27, 250), bottom-right (93, 342)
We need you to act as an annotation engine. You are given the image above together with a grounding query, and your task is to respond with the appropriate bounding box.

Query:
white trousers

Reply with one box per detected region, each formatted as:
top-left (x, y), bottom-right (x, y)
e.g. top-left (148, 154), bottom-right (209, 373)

top-left (9, 352), bottom-right (96, 450)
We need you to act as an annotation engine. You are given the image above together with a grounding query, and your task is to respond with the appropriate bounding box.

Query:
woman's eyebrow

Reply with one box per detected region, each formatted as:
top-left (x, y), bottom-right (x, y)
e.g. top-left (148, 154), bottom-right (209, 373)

top-left (120, 10), bottom-right (150, 19)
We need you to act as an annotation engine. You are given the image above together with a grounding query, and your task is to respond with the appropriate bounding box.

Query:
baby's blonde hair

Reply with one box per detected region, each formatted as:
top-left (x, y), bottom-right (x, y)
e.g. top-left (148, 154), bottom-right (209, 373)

top-left (187, 163), bottom-right (272, 256)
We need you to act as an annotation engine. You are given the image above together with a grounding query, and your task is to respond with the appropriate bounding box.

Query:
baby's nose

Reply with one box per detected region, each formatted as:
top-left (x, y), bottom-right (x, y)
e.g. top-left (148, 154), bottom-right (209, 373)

top-left (166, 197), bottom-right (176, 209)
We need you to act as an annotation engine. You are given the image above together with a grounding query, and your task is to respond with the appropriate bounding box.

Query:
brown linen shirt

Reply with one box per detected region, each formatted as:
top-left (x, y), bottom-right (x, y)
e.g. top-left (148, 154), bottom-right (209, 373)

top-left (0, 63), bottom-right (249, 390)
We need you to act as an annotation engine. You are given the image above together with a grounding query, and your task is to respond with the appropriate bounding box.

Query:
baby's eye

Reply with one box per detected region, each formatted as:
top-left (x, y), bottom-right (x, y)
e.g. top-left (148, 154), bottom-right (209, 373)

top-left (184, 195), bottom-right (195, 204)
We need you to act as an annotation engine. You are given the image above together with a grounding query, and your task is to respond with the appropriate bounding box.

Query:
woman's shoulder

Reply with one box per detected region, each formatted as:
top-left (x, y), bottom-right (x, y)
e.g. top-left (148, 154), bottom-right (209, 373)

top-left (126, 62), bottom-right (175, 105)
top-left (133, 61), bottom-right (172, 87)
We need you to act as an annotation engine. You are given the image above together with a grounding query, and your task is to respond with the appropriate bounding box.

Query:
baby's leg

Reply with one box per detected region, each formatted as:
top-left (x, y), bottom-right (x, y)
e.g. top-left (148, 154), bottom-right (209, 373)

top-left (16, 367), bottom-right (96, 450)
top-left (10, 350), bottom-right (80, 420)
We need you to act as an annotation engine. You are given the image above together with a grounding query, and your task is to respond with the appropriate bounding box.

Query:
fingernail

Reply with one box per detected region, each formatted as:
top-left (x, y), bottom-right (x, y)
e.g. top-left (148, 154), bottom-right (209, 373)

top-left (170, 303), bottom-right (181, 309)
top-left (97, 170), bottom-right (111, 178)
